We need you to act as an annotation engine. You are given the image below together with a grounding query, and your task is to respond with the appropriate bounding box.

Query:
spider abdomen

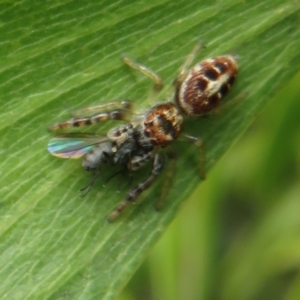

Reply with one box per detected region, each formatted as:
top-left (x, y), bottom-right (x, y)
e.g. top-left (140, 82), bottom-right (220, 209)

top-left (175, 55), bottom-right (238, 116)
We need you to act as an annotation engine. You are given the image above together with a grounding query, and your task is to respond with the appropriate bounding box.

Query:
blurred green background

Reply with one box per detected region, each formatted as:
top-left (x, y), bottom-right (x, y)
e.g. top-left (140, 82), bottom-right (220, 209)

top-left (0, 0), bottom-right (299, 299)
top-left (120, 71), bottom-right (300, 300)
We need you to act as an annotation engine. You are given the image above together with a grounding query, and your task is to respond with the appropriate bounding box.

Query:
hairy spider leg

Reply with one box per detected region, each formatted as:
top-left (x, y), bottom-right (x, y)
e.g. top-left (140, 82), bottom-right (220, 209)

top-left (48, 102), bottom-right (133, 132)
top-left (107, 153), bottom-right (164, 222)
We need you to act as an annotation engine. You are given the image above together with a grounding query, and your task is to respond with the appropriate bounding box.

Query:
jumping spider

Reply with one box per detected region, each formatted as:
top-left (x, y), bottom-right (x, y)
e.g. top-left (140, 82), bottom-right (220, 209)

top-left (48, 43), bottom-right (238, 221)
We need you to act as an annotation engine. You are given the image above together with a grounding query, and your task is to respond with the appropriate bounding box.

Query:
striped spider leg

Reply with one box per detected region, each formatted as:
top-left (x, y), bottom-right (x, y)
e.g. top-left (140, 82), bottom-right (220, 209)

top-left (48, 100), bottom-right (133, 132)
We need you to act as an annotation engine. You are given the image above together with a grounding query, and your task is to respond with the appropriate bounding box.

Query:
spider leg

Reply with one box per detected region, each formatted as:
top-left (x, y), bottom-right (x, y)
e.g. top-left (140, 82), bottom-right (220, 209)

top-left (48, 102), bottom-right (133, 132)
top-left (182, 135), bottom-right (206, 180)
top-left (212, 91), bottom-right (246, 115)
top-left (122, 56), bottom-right (164, 91)
top-left (155, 150), bottom-right (176, 211)
top-left (174, 41), bottom-right (206, 87)
top-left (107, 153), bottom-right (164, 222)
top-left (71, 101), bottom-right (132, 117)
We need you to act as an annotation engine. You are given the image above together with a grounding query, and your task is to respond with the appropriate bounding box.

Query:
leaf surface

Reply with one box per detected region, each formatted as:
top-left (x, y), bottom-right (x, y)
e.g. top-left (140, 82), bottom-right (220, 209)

top-left (0, 0), bottom-right (299, 299)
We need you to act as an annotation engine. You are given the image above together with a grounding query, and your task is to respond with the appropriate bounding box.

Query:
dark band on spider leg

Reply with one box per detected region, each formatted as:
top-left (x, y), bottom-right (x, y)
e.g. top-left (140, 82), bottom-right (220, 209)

top-left (48, 109), bottom-right (130, 131)
top-left (107, 154), bottom-right (164, 222)
top-left (126, 154), bottom-right (164, 202)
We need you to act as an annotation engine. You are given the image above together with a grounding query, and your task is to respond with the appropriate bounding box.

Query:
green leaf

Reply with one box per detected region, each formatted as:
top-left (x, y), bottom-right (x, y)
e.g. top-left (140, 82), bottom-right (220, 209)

top-left (0, 0), bottom-right (299, 299)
